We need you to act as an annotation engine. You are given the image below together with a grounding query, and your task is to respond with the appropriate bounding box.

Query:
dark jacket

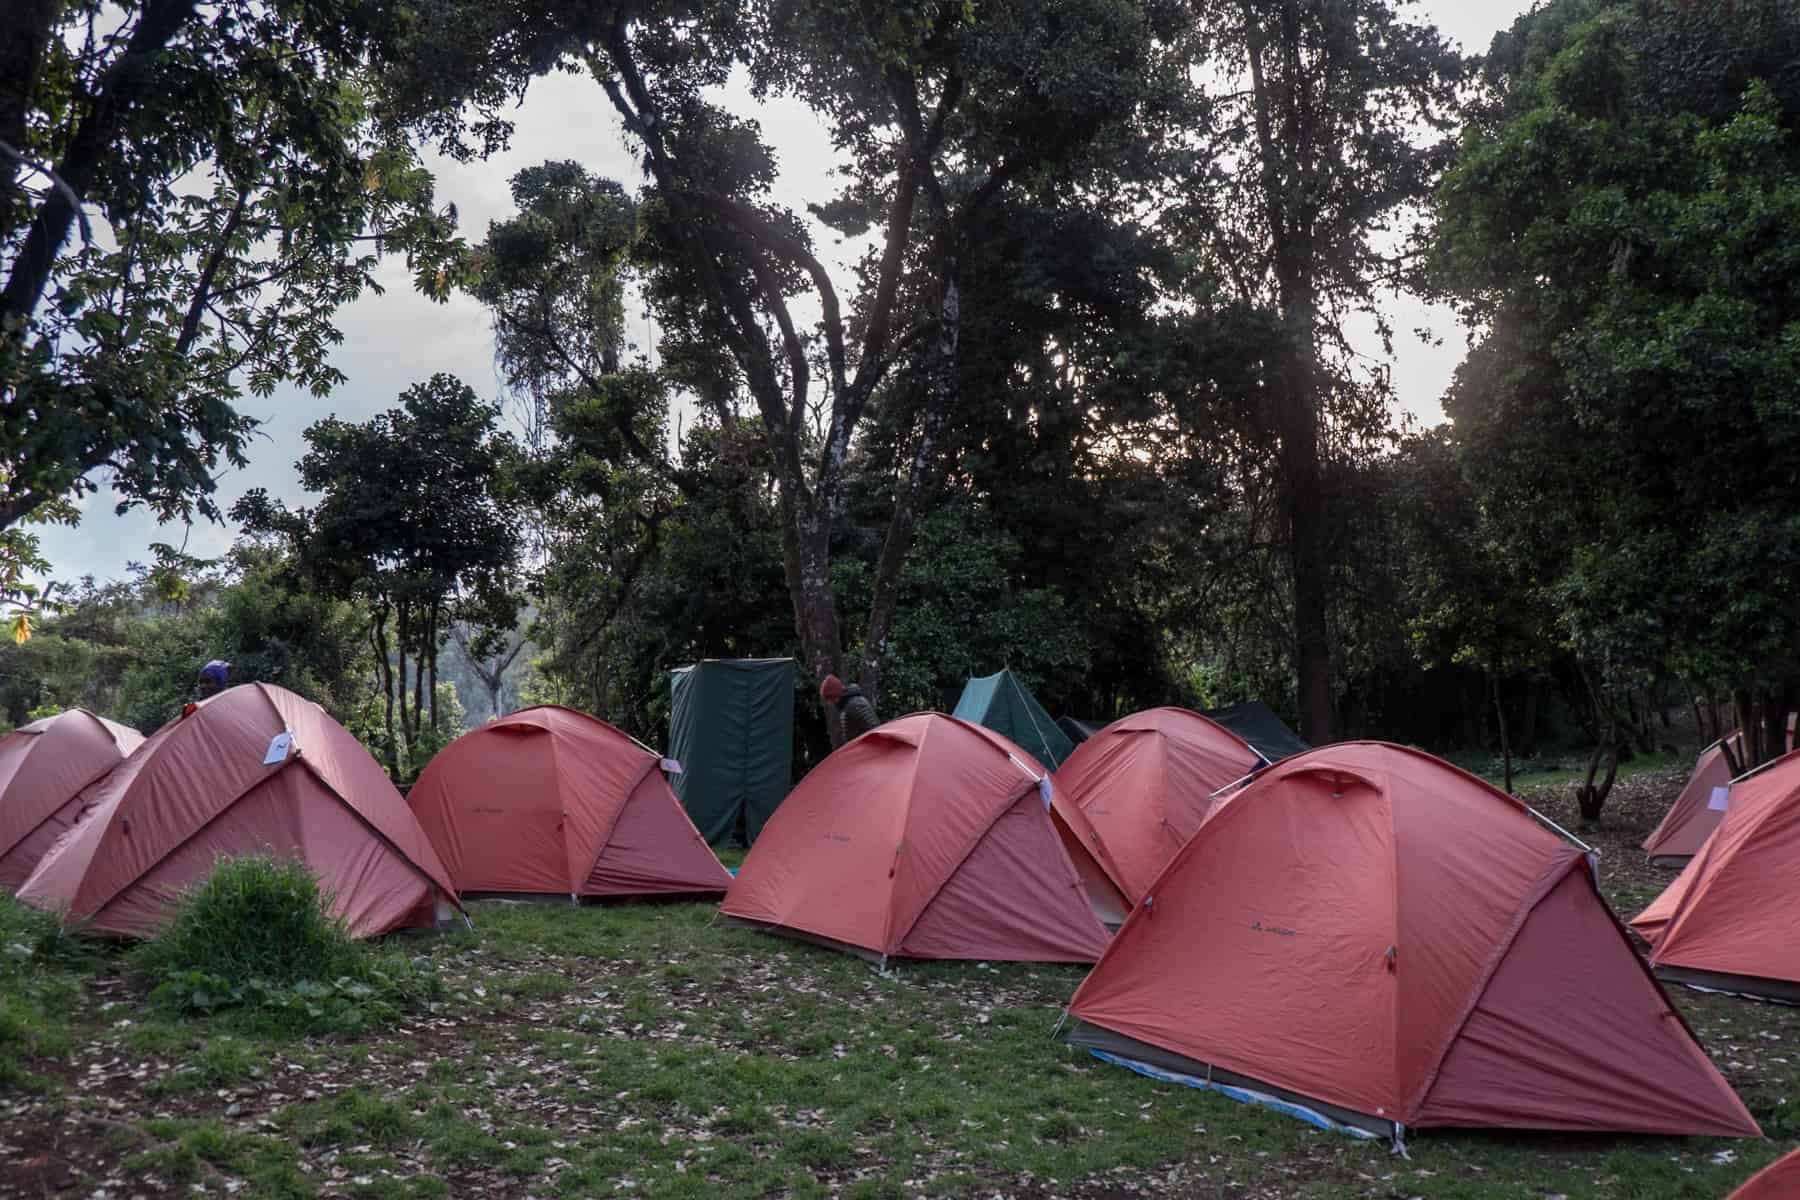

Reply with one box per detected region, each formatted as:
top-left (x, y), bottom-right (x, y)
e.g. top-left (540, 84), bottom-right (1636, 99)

top-left (834, 685), bottom-right (881, 740)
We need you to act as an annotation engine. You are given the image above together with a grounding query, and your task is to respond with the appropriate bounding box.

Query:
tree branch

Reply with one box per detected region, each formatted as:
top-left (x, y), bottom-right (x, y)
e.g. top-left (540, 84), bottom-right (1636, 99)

top-left (0, 0), bottom-right (200, 329)
top-left (175, 189), bottom-right (249, 356)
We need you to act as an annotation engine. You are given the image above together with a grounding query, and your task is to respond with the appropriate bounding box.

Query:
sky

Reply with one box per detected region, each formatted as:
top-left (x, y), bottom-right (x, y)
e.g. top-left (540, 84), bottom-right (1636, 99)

top-left (35, 0), bottom-right (1532, 586)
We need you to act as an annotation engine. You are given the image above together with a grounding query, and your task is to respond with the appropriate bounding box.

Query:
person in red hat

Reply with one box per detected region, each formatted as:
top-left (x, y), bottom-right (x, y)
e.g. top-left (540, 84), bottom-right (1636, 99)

top-left (820, 673), bottom-right (880, 745)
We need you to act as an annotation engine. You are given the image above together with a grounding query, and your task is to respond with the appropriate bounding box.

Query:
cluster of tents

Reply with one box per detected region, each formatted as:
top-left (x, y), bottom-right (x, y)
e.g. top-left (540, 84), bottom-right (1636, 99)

top-left (0, 670), bottom-right (1792, 1154)
top-left (1633, 732), bottom-right (1800, 1004)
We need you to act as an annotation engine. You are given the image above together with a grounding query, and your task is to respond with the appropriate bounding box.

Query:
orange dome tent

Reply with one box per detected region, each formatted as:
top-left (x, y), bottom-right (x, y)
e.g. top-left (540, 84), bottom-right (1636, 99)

top-left (0, 709), bottom-right (143, 889)
top-left (17, 684), bottom-right (460, 939)
top-left (408, 706), bottom-right (730, 900)
top-left (1729, 1148), bottom-right (1800, 1199)
top-left (721, 713), bottom-right (1110, 964)
top-left (1064, 742), bottom-right (1758, 1146)
top-left (1641, 732), bottom-right (1744, 865)
top-left (1633, 749), bottom-right (1800, 1001)
top-left (1050, 707), bottom-right (1261, 920)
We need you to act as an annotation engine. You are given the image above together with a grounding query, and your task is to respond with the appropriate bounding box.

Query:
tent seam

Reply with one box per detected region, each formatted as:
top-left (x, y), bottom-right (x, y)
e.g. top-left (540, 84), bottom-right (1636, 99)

top-left (1402, 853), bottom-right (1583, 1121)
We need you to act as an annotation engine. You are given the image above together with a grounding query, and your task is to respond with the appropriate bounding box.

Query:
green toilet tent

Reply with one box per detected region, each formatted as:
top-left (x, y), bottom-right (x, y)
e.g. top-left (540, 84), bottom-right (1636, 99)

top-left (668, 658), bottom-right (796, 845)
top-left (952, 669), bottom-right (1073, 769)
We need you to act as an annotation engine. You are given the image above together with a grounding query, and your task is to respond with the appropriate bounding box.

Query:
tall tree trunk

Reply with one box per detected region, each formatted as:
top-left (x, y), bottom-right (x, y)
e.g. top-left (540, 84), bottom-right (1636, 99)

top-left (0, 0), bottom-right (62, 211)
top-left (372, 605), bottom-right (396, 774)
top-left (395, 605), bottom-right (411, 748)
top-left (412, 623), bottom-right (426, 746)
top-left (1733, 687), bottom-right (1756, 764)
top-left (861, 262), bottom-right (958, 707)
top-left (1519, 675), bottom-right (1538, 759)
top-left (1577, 721), bottom-right (1619, 824)
top-left (1762, 684), bottom-right (1794, 766)
top-left (427, 605), bottom-right (439, 732)
top-left (783, 494), bottom-right (846, 747)
top-left (1278, 335), bottom-right (1332, 745)
top-left (1491, 662), bottom-right (1511, 794)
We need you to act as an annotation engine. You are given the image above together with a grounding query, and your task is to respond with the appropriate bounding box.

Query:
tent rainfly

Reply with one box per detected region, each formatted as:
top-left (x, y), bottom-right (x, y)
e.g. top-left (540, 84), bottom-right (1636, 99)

top-left (1050, 707), bottom-right (1262, 919)
top-left (1728, 1148), bottom-right (1800, 1200)
top-left (408, 705), bottom-right (731, 899)
top-left (721, 713), bottom-right (1110, 964)
top-left (0, 709), bottom-right (143, 890)
top-left (951, 669), bottom-right (1073, 770)
top-left (1064, 742), bottom-right (1759, 1147)
top-left (1641, 732), bottom-right (1745, 866)
top-left (1633, 749), bottom-right (1800, 1002)
top-left (1201, 700), bottom-right (1308, 763)
top-left (667, 659), bottom-right (795, 845)
top-left (17, 683), bottom-right (461, 938)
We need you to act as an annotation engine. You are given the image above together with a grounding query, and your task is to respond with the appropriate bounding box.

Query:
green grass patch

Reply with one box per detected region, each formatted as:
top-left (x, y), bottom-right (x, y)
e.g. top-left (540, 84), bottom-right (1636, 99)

top-left (1445, 744), bottom-right (1687, 792)
top-left (131, 856), bottom-right (442, 1036)
top-left (145, 1033), bottom-right (263, 1095)
top-left (13, 816), bottom-right (1800, 1198)
top-left (127, 1118), bottom-right (313, 1198)
top-left (0, 892), bottom-right (94, 1090)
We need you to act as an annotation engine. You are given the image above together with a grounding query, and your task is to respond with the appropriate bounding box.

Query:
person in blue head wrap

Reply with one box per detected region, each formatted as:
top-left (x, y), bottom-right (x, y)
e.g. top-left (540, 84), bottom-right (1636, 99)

top-left (195, 660), bottom-right (231, 699)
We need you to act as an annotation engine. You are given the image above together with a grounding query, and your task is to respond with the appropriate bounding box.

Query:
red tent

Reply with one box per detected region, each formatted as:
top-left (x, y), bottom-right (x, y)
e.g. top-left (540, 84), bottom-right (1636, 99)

top-left (1729, 1148), bottom-right (1800, 1199)
top-left (721, 713), bottom-right (1109, 964)
top-left (0, 709), bottom-right (143, 889)
top-left (409, 705), bottom-right (730, 899)
top-left (1641, 733), bottom-right (1743, 865)
top-left (1633, 749), bottom-right (1800, 1001)
top-left (17, 684), bottom-right (460, 939)
top-left (1065, 742), bottom-right (1758, 1144)
top-left (1050, 707), bottom-right (1260, 918)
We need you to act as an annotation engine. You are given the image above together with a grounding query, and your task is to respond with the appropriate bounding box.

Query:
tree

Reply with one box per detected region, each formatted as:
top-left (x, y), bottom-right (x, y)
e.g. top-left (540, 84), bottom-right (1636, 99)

top-left (1170, 0), bottom-right (1465, 742)
top-left (1432, 0), bottom-right (1800, 781)
top-left (398, 0), bottom-right (1170, 743)
top-left (1388, 431), bottom-right (1556, 792)
top-left (235, 374), bottom-right (521, 775)
top-left (110, 542), bottom-right (378, 734)
top-left (0, 0), bottom-right (461, 549)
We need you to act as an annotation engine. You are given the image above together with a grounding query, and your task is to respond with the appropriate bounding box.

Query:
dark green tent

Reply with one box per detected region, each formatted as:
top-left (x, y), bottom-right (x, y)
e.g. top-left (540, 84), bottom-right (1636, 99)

top-left (668, 658), bottom-right (795, 845)
top-left (1202, 700), bottom-right (1308, 764)
top-left (951, 669), bottom-right (1074, 769)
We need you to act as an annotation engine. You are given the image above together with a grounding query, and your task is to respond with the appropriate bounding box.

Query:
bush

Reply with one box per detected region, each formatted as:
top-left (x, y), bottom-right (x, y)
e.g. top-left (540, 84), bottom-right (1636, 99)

top-left (132, 856), bottom-right (441, 1036)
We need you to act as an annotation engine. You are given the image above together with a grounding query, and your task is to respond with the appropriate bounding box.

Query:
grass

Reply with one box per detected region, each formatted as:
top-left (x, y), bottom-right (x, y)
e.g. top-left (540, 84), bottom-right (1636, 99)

top-left (130, 856), bottom-right (442, 1035)
top-left (1443, 743), bottom-right (1688, 793)
top-left (0, 893), bottom-right (92, 1090)
top-left (1, 767), bottom-right (1797, 1197)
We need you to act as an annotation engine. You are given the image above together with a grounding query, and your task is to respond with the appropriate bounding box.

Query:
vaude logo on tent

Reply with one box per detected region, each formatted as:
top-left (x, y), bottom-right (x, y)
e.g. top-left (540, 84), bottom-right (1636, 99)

top-left (1249, 920), bottom-right (1298, 937)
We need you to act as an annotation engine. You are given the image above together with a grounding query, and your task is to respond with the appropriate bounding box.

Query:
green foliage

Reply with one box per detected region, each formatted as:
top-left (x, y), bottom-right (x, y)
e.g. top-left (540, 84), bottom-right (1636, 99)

top-left (834, 505), bottom-right (1090, 716)
top-left (1431, 0), bottom-right (1800, 765)
top-left (236, 374), bottom-right (521, 774)
top-left (134, 857), bottom-right (369, 986)
top-left (0, 0), bottom-right (464, 538)
top-left (132, 857), bottom-right (440, 1037)
top-left (0, 892), bottom-right (90, 1089)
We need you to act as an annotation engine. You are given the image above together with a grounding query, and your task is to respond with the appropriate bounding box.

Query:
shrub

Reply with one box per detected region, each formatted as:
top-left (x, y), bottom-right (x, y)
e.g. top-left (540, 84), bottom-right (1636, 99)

top-left (133, 855), bottom-right (364, 986)
top-left (132, 856), bottom-right (441, 1036)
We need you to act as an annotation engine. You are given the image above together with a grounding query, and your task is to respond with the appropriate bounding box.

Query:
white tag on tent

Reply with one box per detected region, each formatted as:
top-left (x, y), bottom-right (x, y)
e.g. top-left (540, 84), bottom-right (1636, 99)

top-left (1038, 775), bottom-right (1053, 811)
top-left (660, 757), bottom-right (684, 775)
top-left (1708, 785), bottom-right (1730, 812)
top-left (263, 731), bottom-right (294, 765)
